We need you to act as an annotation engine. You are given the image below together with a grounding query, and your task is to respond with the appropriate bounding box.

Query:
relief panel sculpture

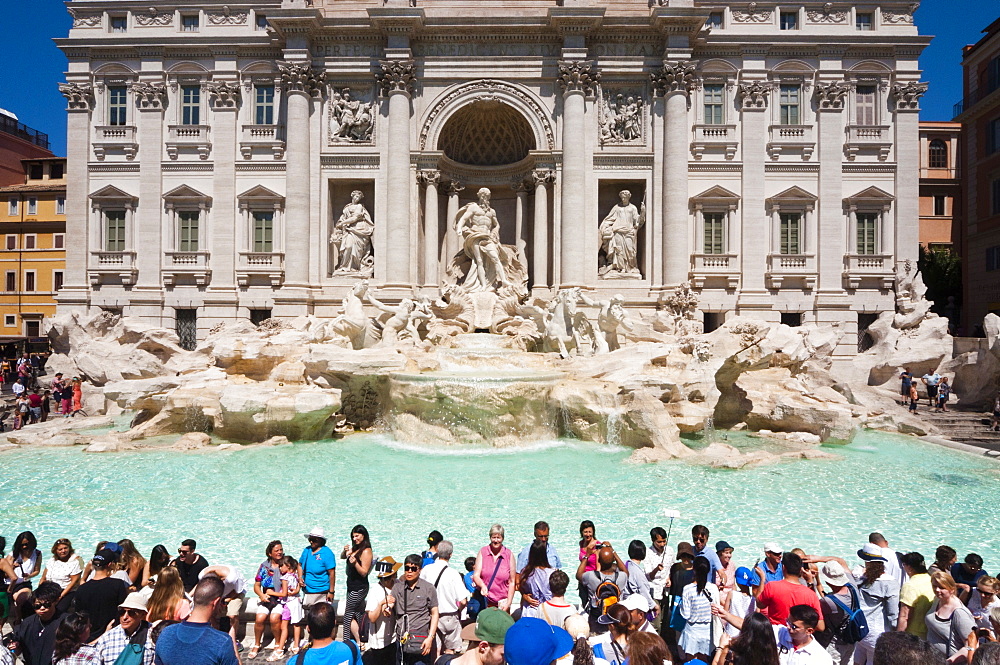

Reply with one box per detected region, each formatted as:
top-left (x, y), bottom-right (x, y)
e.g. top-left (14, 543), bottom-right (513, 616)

top-left (599, 88), bottom-right (645, 145)
top-left (329, 87), bottom-right (376, 143)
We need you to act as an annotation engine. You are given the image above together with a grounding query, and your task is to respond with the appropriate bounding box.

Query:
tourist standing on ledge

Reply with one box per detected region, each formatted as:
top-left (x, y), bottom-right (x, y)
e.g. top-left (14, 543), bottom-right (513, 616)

top-left (364, 557), bottom-right (400, 665)
top-left (921, 371), bottom-right (942, 408)
top-left (578, 521), bottom-right (599, 609)
top-left (899, 368), bottom-right (913, 406)
top-left (516, 540), bottom-right (554, 619)
top-left (516, 521), bottom-right (562, 572)
top-left (473, 524), bottom-right (514, 612)
top-left (154, 577), bottom-right (239, 665)
top-left (420, 541), bottom-right (468, 652)
top-left (171, 539), bottom-right (208, 593)
top-left (299, 527), bottom-right (336, 610)
top-left (642, 527), bottom-right (673, 633)
top-left (678, 557), bottom-right (720, 662)
top-left (625, 541), bottom-right (655, 612)
top-left (392, 554), bottom-right (439, 665)
top-left (341, 524), bottom-right (373, 643)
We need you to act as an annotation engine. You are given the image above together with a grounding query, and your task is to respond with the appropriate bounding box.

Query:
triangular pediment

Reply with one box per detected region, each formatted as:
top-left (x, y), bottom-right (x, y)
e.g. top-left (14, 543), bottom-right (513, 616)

top-left (845, 186), bottom-right (894, 204)
top-left (237, 185), bottom-right (284, 201)
top-left (163, 184), bottom-right (211, 202)
top-left (89, 185), bottom-right (137, 202)
top-left (692, 185), bottom-right (740, 202)
top-left (766, 186), bottom-right (818, 207)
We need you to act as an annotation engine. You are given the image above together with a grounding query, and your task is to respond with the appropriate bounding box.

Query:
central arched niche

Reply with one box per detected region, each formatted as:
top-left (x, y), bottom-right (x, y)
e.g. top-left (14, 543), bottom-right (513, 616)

top-left (438, 100), bottom-right (536, 167)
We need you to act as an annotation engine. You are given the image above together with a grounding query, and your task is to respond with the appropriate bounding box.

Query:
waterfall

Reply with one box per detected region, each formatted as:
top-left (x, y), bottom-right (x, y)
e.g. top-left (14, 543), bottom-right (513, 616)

top-left (703, 416), bottom-right (717, 444)
top-left (605, 393), bottom-right (625, 447)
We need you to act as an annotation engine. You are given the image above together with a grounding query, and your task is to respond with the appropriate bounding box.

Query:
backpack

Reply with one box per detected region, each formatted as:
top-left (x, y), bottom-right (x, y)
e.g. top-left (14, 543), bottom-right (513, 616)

top-left (592, 575), bottom-right (621, 618)
top-left (826, 584), bottom-right (869, 644)
top-left (113, 624), bottom-right (149, 665)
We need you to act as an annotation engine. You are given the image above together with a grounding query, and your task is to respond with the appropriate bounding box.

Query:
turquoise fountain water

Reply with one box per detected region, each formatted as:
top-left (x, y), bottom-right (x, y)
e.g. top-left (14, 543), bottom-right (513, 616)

top-left (1, 430), bottom-right (996, 600)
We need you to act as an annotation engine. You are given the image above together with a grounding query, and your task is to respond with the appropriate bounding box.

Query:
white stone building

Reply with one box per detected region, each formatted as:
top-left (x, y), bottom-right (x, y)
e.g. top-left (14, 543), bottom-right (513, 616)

top-left (56, 0), bottom-right (929, 354)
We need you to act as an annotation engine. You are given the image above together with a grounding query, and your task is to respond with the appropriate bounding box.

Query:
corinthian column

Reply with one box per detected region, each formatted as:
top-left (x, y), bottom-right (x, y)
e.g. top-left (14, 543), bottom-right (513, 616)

top-left (279, 62), bottom-right (323, 287)
top-left (378, 59), bottom-right (417, 287)
top-left (652, 60), bottom-right (697, 289)
top-left (891, 82), bottom-right (928, 264)
top-left (532, 170), bottom-right (554, 290)
top-left (133, 81), bottom-right (168, 294)
top-left (207, 81), bottom-right (241, 291)
top-left (557, 60), bottom-right (598, 288)
top-left (444, 180), bottom-right (464, 267)
top-left (418, 170), bottom-right (440, 287)
top-left (57, 83), bottom-right (94, 306)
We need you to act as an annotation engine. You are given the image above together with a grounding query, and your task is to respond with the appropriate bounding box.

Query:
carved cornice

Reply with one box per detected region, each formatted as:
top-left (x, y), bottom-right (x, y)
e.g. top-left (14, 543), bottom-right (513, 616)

top-left (278, 62), bottom-right (325, 97)
top-left (732, 2), bottom-right (773, 23)
top-left (891, 81), bottom-right (927, 112)
top-left (815, 81), bottom-right (851, 111)
top-left (806, 4), bottom-right (849, 24)
top-left (882, 6), bottom-right (917, 24)
top-left (69, 9), bottom-right (102, 28)
top-left (59, 83), bottom-right (95, 111)
top-left (207, 7), bottom-right (249, 25)
top-left (132, 81), bottom-right (167, 110)
top-left (207, 81), bottom-right (242, 110)
top-left (558, 60), bottom-right (600, 96)
top-left (737, 81), bottom-right (771, 110)
top-left (134, 8), bottom-right (172, 27)
top-left (377, 59), bottom-right (417, 96)
top-left (651, 60), bottom-right (698, 98)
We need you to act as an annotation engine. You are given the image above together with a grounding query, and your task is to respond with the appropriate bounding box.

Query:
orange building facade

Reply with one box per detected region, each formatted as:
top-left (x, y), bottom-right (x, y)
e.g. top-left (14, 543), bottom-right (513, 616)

top-left (956, 17), bottom-right (1000, 334)
top-left (918, 121), bottom-right (962, 250)
top-left (0, 158), bottom-right (67, 341)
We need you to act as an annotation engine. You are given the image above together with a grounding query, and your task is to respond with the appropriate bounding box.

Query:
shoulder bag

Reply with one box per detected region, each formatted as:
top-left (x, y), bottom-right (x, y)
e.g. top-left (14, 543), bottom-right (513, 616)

top-left (469, 552), bottom-right (503, 619)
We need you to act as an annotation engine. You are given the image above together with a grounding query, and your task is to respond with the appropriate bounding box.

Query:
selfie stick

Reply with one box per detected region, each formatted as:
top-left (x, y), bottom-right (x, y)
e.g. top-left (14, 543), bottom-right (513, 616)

top-left (662, 509), bottom-right (681, 550)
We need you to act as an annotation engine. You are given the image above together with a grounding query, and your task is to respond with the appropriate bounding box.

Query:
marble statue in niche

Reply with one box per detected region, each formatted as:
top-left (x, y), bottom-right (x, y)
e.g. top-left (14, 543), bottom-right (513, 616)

top-left (329, 88), bottom-right (375, 142)
top-left (330, 190), bottom-right (374, 276)
top-left (453, 187), bottom-right (513, 292)
top-left (599, 189), bottom-right (646, 278)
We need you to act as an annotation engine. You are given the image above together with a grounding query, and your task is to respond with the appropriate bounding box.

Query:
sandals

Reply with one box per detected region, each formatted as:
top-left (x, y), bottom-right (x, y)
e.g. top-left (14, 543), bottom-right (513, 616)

top-left (248, 646), bottom-right (261, 659)
top-left (267, 648), bottom-right (286, 662)
top-left (288, 646), bottom-right (301, 656)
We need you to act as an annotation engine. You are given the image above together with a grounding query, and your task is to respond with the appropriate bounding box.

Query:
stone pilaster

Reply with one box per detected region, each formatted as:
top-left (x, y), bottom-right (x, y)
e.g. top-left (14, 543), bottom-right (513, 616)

top-left (418, 169), bottom-right (440, 287)
top-left (444, 180), bottom-right (464, 267)
top-left (279, 62), bottom-right (323, 288)
top-left (557, 60), bottom-right (598, 288)
top-left (532, 170), bottom-right (554, 290)
top-left (652, 60), bottom-right (697, 289)
top-left (891, 82), bottom-right (927, 264)
top-left (57, 83), bottom-right (94, 306)
top-left (815, 81), bottom-right (849, 294)
top-left (133, 81), bottom-right (167, 299)
top-left (378, 59), bottom-right (417, 287)
top-left (208, 81), bottom-right (241, 291)
top-left (736, 80), bottom-right (771, 298)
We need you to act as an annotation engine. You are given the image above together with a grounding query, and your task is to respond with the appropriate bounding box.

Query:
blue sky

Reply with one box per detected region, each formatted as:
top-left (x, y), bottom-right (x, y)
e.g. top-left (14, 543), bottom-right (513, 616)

top-left (0, 0), bottom-right (991, 156)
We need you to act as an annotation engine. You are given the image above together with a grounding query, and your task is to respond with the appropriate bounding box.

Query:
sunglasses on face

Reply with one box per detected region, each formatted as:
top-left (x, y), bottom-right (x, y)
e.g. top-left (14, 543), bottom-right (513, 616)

top-left (34, 602), bottom-right (53, 610)
top-left (404, 565), bottom-right (419, 571)
top-left (118, 608), bottom-right (143, 617)
top-left (178, 549), bottom-right (191, 555)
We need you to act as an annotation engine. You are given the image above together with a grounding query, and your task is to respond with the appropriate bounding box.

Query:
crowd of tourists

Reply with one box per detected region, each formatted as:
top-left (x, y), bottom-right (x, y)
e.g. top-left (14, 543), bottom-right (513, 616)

top-left (0, 523), bottom-right (997, 665)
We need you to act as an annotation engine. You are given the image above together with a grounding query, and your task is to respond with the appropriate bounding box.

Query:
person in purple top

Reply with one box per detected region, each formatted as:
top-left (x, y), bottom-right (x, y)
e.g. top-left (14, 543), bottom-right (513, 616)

top-left (154, 576), bottom-right (239, 665)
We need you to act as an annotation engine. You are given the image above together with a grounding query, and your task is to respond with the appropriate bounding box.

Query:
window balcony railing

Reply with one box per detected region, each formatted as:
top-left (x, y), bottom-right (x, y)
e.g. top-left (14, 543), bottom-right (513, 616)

top-left (766, 253), bottom-right (816, 289)
top-left (88, 250), bottom-right (137, 286)
top-left (237, 251), bottom-right (284, 286)
top-left (767, 124), bottom-right (815, 160)
top-left (845, 125), bottom-right (892, 161)
top-left (690, 124), bottom-right (738, 160)
top-left (166, 125), bottom-right (212, 160)
top-left (690, 253), bottom-right (740, 289)
top-left (93, 125), bottom-right (138, 161)
top-left (163, 251), bottom-right (210, 286)
top-left (843, 253), bottom-right (895, 289)
top-left (240, 124), bottom-right (285, 160)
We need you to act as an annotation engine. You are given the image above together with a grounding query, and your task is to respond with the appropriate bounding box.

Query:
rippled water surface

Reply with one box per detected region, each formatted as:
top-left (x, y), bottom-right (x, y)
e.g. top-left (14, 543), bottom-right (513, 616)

top-left (2, 430), bottom-right (997, 595)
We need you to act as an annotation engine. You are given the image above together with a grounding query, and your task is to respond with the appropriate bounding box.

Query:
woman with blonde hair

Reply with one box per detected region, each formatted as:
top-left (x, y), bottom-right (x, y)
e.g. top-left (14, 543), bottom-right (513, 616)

top-left (146, 566), bottom-right (191, 623)
top-left (40, 538), bottom-right (83, 611)
top-left (926, 571), bottom-right (975, 662)
top-left (117, 539), bottom-right (146, 588)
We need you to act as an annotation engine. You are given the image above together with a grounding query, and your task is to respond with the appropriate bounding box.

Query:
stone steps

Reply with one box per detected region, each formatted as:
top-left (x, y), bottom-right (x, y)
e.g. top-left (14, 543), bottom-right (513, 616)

top-left (917, 408), bottom-right (1000, 451)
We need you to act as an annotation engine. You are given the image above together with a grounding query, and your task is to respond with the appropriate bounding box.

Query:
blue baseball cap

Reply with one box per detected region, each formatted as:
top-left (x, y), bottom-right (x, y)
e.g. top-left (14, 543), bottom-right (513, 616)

top-left (505, 618), bottom-right (574, 665)
top-left (735, 566), bottom-right (760, 587)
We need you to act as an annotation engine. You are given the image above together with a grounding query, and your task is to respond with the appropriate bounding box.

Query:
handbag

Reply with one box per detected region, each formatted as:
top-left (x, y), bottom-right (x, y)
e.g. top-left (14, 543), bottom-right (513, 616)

top-left (668, 600), bottom-right (686, 632)
top-left (470, 552), bottom-right (504, 619)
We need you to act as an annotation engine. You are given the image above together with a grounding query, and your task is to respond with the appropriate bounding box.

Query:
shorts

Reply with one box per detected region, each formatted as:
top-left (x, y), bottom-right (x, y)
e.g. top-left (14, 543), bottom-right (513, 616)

top-left (437, 614), bottom-right (463, 652)
top-left (225, 592), bottom-right (246, 617)
top-left (255, 601), bottom-right (283, 617)
top-left (302, 592), bottom-right (328, 608)
top-left (282, 600), bottom-right (304, 623)
top-left (927, 385), bottom-right (938, 399)
top-left (900, 384), bottom-right (911, 396)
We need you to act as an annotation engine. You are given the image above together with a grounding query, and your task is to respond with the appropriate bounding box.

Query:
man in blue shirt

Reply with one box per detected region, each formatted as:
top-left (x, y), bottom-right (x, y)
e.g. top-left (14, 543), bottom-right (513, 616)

top-left (691, 525), bottom-right (723, 585)
top-left (300, 526), bottom-right (337, 609)
top-left (154, 576), bottom-right (239, 665)
top-left (515, 521), bottom-right (562, 572)
top-left (952, 553), bottom-right (989, 596)
top-left (295, 602), bottom-right (362, 665)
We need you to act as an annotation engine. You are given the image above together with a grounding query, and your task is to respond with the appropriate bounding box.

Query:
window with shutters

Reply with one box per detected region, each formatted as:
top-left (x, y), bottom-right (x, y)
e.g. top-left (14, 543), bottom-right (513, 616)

top-left (856, 213), bottom-right (878, 255)
top-left (105, 210), bottom-right (126, 252)
top-left (178, 211), bottom-right (200, 252)
top-left (704, 213), bottom-right (725, 254)
top-left (779, 213), bottom-right (801, 255)
top-left (253, 211), bottom-right (274, 252)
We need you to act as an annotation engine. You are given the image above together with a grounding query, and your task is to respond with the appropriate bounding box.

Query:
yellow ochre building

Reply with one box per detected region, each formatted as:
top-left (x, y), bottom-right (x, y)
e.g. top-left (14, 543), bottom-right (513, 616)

top-left (0, 157), bottom-right (66, 344)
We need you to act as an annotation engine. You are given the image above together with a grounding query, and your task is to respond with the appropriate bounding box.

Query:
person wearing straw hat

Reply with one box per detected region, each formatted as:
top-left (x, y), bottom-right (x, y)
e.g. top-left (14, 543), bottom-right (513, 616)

top-left (436, 608), bottom-right (514, 665)
top-left (299, 527), bottom-right (337, 609)
top-left (94, 591), bottom-right (154, 665)
top-left (814, 561), bottom-right (857, 665)
top-left (363, 557), bottom-right (402, 665)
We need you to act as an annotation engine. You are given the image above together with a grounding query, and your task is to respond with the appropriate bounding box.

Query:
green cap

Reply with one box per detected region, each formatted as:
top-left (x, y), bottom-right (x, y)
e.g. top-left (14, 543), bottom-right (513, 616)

top-left (460, 608), bottom-right (515, 645)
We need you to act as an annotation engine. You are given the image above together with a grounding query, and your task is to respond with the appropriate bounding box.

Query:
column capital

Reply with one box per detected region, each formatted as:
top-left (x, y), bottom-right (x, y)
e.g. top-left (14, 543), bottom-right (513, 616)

top-left (417, 169), bottom-right (441, 186)
top-left (651, 60), bottom-right (698, 98)
top-left (558, 60), bottom-right (600, 96)
top-left (278, 61), bottom-right (325, 97)
top-left (815, 81), bottom-right (851, 112)
top-left (207, 81), bottom-right (242, 110)
top-left (512, 180), bottom-right (531, 194)
top-left (737, 81), bottom-right (772, 111)
top-left (132, 81), bottom-right (168, 111)
top-left (59, 83), bottom-right (95, 111)
top-left (532, 169), bottom-right (556, 186)
top-left (891, 81), bottom-right (928, 113)
top-left (377, 59), bottom-right (417, 97)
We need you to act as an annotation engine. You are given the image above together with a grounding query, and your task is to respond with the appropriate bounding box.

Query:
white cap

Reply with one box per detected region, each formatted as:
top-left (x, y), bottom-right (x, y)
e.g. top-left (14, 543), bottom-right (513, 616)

top-left (764, 543), bottom-right (782, 555)
top-left (620, 595), bottom-right (650, 613)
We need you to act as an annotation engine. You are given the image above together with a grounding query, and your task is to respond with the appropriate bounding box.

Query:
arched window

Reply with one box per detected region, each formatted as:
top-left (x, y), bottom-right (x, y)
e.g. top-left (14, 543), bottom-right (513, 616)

top-left (929, 139), bottom-right (948, 169)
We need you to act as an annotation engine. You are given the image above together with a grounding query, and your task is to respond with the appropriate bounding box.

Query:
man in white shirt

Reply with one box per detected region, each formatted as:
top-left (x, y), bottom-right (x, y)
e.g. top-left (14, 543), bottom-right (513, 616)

top-left (777, 605), bottom-right (832, 665)
top-left (642, 526), bottom-right (673, 630)
top-left (198, 564), bottom-right (248, 646)
top-left (868, 533), bottom-right (903, 588)
top-left (366, 558), bottom-right (400, 665)
top-left (420, 540), bottom-right (470, 654)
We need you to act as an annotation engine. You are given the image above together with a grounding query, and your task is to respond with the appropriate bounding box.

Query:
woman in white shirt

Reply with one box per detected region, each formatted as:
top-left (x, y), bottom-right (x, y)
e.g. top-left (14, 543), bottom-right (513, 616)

top-left (39, 538), bottom-right (83, 612)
